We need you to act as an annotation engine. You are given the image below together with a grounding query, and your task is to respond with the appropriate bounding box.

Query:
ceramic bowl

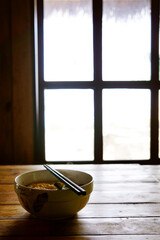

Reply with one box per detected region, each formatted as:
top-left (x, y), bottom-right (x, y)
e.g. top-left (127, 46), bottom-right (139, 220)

top-left (14, 169), bottom-right (93, 219)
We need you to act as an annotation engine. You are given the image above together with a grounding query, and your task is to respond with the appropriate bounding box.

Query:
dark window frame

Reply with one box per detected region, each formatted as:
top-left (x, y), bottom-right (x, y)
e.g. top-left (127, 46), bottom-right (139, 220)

top-left (34, 0), bottom-right (160, 164)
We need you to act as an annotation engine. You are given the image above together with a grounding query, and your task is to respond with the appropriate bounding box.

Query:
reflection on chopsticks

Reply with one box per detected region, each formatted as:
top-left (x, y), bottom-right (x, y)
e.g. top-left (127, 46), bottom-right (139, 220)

top-left (43, 164), bottom-right (86, 196)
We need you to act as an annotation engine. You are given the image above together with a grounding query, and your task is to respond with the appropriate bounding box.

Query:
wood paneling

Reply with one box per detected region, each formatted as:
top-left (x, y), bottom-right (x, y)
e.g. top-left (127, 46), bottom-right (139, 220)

top-left (11, 0), bottom-right (34, 164)
top-left (0, 0), bottom-right (35, 164)
top-left (0, 0), bottom-right (13, 164)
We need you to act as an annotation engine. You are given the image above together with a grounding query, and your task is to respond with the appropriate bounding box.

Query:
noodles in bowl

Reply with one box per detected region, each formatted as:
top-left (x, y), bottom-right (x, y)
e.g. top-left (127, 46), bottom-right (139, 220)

top-left (15, 169), bottom-right (93, 219)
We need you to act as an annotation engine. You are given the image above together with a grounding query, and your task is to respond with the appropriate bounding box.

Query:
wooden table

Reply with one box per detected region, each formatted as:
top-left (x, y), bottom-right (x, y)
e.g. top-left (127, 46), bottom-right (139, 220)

top-left (0, 164), bottom-right (160, 239)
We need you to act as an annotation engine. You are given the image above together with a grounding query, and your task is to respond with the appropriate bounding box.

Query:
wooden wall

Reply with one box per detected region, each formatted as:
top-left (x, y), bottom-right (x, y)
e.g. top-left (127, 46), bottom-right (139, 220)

top-left (0, 0), bottom-right (35, 164)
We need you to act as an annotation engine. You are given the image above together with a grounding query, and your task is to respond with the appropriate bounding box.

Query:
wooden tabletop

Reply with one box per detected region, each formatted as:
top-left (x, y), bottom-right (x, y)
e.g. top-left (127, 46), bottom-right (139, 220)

top-left (0, 164), bottom-right (160, 239)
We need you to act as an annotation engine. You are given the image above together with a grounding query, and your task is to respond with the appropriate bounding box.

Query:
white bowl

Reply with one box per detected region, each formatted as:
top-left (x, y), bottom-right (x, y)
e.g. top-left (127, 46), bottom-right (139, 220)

top-left (15, 169), bottom-right (93, 219)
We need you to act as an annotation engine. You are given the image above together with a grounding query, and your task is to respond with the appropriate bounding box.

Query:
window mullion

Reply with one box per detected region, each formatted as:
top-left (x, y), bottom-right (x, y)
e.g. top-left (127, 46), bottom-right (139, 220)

top-left (150, 0), bottom-right (159, 164)
top-left (93, 0), bottom-right (103, 163)
top-left (36, 0), bottom-right (45, 163)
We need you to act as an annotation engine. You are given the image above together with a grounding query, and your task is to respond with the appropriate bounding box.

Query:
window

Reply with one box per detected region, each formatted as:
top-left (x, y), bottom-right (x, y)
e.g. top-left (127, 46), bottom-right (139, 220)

top-left (35, 0), bottom-right (159, 164)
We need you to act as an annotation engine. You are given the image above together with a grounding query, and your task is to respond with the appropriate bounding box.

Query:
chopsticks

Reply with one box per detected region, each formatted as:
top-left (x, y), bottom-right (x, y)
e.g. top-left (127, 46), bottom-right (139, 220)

top-left (43, 164), bottom-right (86, 196)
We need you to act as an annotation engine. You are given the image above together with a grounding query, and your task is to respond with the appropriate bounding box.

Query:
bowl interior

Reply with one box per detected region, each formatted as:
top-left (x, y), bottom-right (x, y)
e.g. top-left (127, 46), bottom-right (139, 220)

top-left (15, 169), bottom-right (93, 188)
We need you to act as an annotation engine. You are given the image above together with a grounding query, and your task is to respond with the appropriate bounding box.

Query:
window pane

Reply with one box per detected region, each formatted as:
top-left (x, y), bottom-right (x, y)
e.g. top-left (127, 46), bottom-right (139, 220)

top-left (103, 89), bottom-right (150, 160)
top-left (102, 0), bottom-right (151, 81)
top-left (44, 0), bottom-right (93, 81)
top-left (44, 89), bottom-right (94, 161)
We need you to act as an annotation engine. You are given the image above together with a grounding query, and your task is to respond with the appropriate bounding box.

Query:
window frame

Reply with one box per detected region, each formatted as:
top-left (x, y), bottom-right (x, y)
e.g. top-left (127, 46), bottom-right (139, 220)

top-left (35, 0), bottom-right (160, 164)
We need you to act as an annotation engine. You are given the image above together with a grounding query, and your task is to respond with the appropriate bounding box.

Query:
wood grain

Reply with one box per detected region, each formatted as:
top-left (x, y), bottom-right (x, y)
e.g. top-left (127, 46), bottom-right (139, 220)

top-left (11, 0), bottom-right (34, 164)
top-left (0, 236), bottom-right (159, 240)
top-left (0, 0), bottom-right (13, 164)
top-left (1, 189), bottom-right (160, 205)
top-left (0, 0), bottom-right (35, 165)
top-left (0, 164), bottom-right (160, 239)
top-left (0, 203), bottom-right (160, 219)
top-left (0, 218), bottom-right (160, 236)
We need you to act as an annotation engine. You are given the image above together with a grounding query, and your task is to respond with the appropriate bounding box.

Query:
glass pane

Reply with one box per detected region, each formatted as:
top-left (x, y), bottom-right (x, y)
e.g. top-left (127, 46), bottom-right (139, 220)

top-left (102, 0), bottom-right (151, 81)
top-left (44, 0), bottom-right (93, 81)
top-left (103, 89), bottom-right (150, 160)
top-left (44, 89), bottom-right (94, 161)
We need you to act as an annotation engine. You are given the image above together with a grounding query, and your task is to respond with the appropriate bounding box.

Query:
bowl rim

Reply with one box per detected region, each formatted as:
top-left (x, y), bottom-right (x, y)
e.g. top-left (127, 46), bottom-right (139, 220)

top-left (15, 169), bottom-right (93, 192)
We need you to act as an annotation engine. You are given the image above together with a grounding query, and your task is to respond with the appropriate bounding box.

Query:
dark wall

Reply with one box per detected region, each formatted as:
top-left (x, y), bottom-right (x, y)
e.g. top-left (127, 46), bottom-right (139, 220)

top-left (0, 0), bottom-right (35, 164)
